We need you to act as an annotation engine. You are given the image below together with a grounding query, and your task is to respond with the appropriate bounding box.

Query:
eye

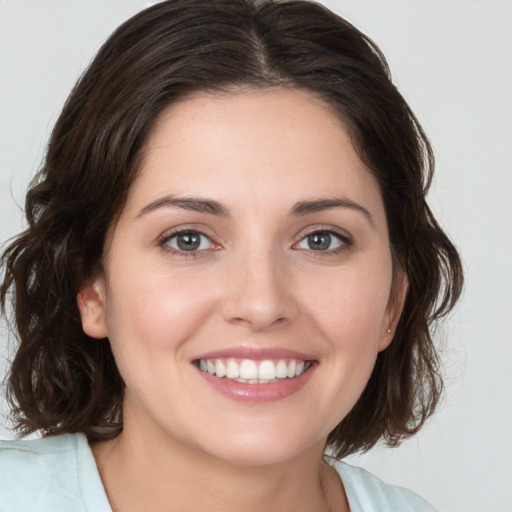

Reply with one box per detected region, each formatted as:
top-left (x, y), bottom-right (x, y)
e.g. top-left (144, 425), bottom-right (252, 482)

top-left (161, 230), bottom-right (216, 253)
top-left (295, 230), bottom-right (349, 252)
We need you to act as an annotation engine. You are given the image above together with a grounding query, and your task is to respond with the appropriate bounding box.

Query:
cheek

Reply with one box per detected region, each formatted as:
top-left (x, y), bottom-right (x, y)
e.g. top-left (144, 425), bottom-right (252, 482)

top-left (102, 268), bottom-right (219, 404)
top-left (104, 264), bottom-right (216, 355)
top-left (299, 268), bottom-right (391, 427)
top-left (301, 263), bottom-right (392, 345)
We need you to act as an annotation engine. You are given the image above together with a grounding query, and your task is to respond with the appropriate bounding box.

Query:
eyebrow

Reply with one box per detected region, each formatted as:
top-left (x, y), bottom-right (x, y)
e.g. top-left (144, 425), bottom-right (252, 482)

top-left (289, 198), bottom-right (373, 224)
top-left (137, 194), bottom-right (372, 224)
top-left (136, 196), bottom-right (229, 217)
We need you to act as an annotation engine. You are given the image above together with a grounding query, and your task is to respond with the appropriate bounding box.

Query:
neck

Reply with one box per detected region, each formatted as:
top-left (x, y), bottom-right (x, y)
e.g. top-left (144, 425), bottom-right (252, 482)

top-left (92, 419), bottom-right (347, 512)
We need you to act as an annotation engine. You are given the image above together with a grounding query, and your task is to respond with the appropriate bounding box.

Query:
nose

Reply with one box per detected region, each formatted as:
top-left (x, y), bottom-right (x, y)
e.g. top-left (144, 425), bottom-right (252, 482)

top-left (221, 246), bottom-right (297, 332)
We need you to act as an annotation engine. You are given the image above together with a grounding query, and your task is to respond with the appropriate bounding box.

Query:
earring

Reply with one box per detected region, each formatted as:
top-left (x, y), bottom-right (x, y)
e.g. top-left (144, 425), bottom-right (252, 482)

top-left (387, 328), bottom-right (392, 334)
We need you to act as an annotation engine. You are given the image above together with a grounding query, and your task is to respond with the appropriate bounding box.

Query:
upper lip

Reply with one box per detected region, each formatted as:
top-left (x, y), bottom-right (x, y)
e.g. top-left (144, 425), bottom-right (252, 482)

top-left (193, 346), bottom-right (316, 362)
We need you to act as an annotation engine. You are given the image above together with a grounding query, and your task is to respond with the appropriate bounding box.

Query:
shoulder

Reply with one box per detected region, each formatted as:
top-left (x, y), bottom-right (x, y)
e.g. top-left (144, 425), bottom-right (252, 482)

top-left (0, 434), bottom-right (84, 510)
top-left (0, 433), bottom-right (110, 512)
top-left (0, 431), bottom-right (81, 459)
top-left (333, 461), bottom-right (440, 512)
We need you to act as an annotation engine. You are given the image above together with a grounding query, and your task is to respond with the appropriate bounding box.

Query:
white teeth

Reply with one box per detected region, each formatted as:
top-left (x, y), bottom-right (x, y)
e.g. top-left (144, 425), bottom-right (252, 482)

top-left (215, 360), bottom-right (226, 378)
top-left (239, 359), bottom-right (258, 380)
top-left (275, 360), bottom-right (288, 379)
top-left (258, 360), bottom-right (276, 380)
top-left (226, 359), bottom-right (240, 379)
top-left (198, 357), bottom-right (311, 382)
top-left (287, 360), bottom-right (296, 378)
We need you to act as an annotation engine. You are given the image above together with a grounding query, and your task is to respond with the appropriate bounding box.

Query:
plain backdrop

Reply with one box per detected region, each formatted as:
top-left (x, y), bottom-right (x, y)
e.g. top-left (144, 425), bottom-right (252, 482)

top-left (1, 1), bottom-right (511, 511)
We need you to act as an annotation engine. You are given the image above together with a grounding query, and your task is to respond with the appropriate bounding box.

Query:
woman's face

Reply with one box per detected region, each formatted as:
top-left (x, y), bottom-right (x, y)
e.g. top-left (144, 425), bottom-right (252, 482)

top-left (79, 88), bottom-right (406, 465)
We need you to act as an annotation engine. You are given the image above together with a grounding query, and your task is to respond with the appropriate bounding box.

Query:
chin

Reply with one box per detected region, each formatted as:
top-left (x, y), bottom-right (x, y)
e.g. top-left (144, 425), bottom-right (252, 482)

top-left (197, 425), bottom-right (325, 467)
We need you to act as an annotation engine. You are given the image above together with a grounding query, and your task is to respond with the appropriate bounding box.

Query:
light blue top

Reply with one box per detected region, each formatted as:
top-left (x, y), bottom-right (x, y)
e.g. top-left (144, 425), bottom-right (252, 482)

top-left (0, 433), bottom-right (439, 511)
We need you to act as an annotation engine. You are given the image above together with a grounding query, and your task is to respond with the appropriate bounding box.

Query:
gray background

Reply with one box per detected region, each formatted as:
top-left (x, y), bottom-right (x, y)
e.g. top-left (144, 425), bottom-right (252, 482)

top-left (1, 1), bottom-right (511, 510)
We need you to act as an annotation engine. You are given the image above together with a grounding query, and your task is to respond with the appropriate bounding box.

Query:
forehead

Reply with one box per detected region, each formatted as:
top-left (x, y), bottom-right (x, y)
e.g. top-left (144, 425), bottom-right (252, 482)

top-left (127, 88), bottom-right (384, 219)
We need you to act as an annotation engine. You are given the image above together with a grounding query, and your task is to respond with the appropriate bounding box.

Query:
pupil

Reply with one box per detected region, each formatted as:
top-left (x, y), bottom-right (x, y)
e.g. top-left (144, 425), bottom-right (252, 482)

top-left (177, 233), bottom-right (200, 251)
top-left (308, 233), bottom-right (331, 250)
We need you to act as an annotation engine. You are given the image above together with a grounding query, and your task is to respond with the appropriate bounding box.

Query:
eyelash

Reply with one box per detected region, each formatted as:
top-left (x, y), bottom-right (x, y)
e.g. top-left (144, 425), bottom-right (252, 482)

top-left (158, 228), bottom-right (216, 258)
top-left (157, 226), bottom-right (353, 258)
top-left (294, 227), bottom-right (353, 255)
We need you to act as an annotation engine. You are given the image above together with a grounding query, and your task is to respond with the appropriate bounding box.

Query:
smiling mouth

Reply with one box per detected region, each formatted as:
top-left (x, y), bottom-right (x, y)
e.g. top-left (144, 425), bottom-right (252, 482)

top-left (195, 358), bottom-right (313, 384)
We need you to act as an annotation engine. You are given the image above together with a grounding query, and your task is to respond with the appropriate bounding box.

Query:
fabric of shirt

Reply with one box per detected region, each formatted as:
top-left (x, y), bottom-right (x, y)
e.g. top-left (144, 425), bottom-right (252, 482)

top-left (0, 433), bottom-right (439, 511)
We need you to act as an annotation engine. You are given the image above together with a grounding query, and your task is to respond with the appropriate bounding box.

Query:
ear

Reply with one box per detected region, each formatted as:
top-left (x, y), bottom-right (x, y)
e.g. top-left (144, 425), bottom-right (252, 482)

top-left (77, 274), bottom-right (109, 339)
top-left (378, 270), bottom-right (409, 351)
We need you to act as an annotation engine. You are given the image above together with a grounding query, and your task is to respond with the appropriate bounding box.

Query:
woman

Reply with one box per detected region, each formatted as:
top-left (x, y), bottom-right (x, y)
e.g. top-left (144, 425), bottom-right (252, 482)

top-left (0, 1), bottom-right (462, 510)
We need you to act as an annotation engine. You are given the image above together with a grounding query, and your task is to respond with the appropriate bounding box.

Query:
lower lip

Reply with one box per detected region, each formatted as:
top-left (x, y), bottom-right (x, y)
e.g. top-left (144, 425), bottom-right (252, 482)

top-left (195, 364), bottom-right (316, 403)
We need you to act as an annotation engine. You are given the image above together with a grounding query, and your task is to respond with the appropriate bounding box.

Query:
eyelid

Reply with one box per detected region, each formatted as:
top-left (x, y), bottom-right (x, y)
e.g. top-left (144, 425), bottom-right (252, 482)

top-left (292, 225), bottom-right (354, 252)
top-left (156, 224), bottom-right (353, 257)
top-left (157, 226), bottom-right (221, 256)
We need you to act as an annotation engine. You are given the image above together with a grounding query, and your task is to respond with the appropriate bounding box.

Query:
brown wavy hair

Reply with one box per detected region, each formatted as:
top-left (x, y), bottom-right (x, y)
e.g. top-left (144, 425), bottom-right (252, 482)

top-left (0, 0), bottom-right (462, 458)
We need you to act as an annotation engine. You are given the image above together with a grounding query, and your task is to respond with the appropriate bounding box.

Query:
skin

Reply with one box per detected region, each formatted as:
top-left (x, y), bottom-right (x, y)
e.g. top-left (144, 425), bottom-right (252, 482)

top-left (78, 88), bottom-right (407, 512)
